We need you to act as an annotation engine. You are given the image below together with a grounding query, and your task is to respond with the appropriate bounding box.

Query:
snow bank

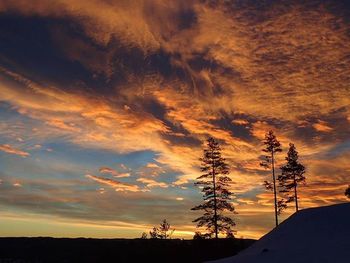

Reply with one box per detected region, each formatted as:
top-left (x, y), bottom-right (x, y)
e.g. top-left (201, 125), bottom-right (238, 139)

top-left (210, 203), bottom-right (350, 263)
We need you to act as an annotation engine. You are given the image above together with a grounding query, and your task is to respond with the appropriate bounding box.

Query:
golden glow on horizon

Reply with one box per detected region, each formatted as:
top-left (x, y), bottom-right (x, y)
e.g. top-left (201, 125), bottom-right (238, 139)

top-left (0, 213), bottom-right (262, 240)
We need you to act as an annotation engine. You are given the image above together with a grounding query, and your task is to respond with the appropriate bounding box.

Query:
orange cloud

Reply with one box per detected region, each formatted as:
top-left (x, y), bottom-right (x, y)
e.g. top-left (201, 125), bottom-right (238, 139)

top-left (136, 178), bottom-right (168, 188)
top-left (99, 167), bottom-right (130, 178)
top-left (145, 163), bottom-right (160, 168)
top-left (312, 120), bottom-right (333, 133)
top-left (0, 144), bottom-right (30, 157)
top-left (232, 119), bottom-right (249, 126)
top-left (46, 119), bottom-right (81, 132)
top-left (85, 174), bottom-right (143, 192)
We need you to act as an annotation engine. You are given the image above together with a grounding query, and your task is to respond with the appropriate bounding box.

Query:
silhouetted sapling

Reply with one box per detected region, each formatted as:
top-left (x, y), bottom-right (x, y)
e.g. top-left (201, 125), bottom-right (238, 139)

top-left (149, 227), bottom-right (159, 239)
top-left (158, 219), bottom-right (174, 239)
top-left (149, 219), bottom-right (175, 239)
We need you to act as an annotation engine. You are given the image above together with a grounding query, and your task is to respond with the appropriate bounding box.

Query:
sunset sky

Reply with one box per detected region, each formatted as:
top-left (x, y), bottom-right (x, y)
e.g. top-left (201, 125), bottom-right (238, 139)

top-left (0, 0), bottom-right (349, 240)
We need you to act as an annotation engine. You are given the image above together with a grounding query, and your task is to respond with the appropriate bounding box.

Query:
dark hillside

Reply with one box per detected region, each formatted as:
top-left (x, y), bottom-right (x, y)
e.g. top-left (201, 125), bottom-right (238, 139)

top-left (0, 237), bottom-right (255, 263)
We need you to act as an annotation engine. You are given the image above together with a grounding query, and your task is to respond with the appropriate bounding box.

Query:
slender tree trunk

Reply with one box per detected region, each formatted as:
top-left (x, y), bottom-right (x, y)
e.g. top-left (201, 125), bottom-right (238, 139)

top-left (212, 154), bottom-right (218, 239)
top-left (293, 173), bottom-right (299, 212)
top-left (271, 151), bottom-right (278, 227)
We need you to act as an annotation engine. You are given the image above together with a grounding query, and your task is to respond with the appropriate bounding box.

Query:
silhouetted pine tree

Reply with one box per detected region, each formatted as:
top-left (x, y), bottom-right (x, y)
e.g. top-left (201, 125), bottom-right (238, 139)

top-left (149, 219), bottom-right (175, 239)
top-left (260, 130), bottom-right (282, 227)
top-left (149, 227), bottom-right (159, 239)
top-left (345, 185), bottom-right (350, 199)
top-left (191, 137), bottom-right (236, 239)
top-left (278, 143), bottom-right (306, 213)
top-left (158, 219), bottom-right (174, 239)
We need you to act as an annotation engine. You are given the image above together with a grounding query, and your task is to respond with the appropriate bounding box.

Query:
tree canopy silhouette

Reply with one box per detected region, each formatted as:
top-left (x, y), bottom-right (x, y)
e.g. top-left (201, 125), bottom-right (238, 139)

top-left (191, 137), bottom-right (236, 239)
top-left (260, 130), bottom-right (282, 227)
top-left (158, 219), bottom-right (174, 239)
top-left (345, 185), bottom-right (350, 199)
top-left (149, 219), bottom-right (174, 239)
top-left (278, 143), bottom-right (306, 213)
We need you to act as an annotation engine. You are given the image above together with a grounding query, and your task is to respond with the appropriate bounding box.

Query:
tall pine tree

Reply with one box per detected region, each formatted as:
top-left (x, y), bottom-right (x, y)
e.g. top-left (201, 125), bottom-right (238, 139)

top-left (260, 130), bottom-right (282, 227)
top-left (191, 137), bottom-right (235, 239)
top-left (278, 143), bottom-right (306, 213)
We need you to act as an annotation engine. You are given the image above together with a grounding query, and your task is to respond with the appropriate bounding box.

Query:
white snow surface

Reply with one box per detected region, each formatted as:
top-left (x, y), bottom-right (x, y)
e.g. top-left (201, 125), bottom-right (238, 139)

top-left (209, 203), bottom-right (350, 263)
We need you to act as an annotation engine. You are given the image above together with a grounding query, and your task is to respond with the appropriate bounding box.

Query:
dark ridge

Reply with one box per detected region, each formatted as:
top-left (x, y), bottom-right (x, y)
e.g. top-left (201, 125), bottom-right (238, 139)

top-left (0, 237), bottom-right (255, 263)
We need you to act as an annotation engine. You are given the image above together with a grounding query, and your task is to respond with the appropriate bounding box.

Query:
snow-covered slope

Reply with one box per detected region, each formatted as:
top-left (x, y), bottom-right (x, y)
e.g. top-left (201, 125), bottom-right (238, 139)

top-left (210, 203), bottom-right (350, 263)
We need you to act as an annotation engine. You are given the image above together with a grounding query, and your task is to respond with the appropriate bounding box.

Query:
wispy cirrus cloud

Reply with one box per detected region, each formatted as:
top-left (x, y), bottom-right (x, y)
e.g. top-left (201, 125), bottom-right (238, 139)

top-left (0, 144), bottom-right (29, 157)
top-left (313, 120), bottom-right (333, 133)
top-left (145, 163), bottom-right (160, 169)
top-left (99, 167), bottom-right (130, 178)
top-left (85, 174), bottom-right (144, 192)
top-left (136, 177), bottom-right (168, 189)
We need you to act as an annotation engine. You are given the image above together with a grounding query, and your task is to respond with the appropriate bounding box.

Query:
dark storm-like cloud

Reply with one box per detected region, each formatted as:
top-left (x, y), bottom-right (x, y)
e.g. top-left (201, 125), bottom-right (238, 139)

top-left (0, 15), bottom-right (98, 87)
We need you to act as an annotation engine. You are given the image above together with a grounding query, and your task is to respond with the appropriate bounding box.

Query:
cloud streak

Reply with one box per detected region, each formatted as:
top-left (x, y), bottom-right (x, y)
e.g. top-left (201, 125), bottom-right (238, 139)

top-left (0, 144), bottom-right (30, 157)
top-left (136, 178), bottom-right (168, 188)
top-left (99, 167), bottom-right (130, 178)
top-left (85, 174), bottom-right (143, 192)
